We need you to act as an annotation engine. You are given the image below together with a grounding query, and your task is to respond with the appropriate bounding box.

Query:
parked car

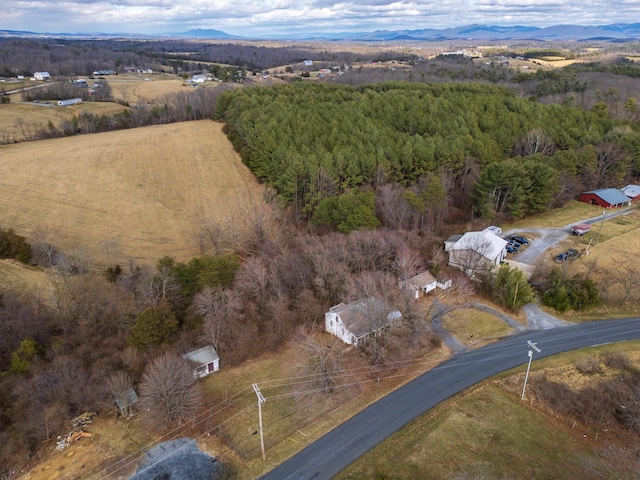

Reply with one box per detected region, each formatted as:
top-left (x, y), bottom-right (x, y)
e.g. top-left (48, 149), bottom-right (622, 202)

top-left (507, 240), bottom-right (521, 250)
top-left (506, 244), bottom-right (519, 254)
top-left (510, 235), bottom-right (530, 246)
top-left (555, 248), bottom-right (580, 263)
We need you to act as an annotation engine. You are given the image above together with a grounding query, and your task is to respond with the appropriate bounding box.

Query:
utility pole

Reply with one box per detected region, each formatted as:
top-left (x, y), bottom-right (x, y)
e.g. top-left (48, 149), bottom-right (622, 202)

top-left (252, 383), bottom-right (266, 461)
top-left (596, 210), bottom-right (606, 245)
top-left (521, 340), bottom-right (541, 400)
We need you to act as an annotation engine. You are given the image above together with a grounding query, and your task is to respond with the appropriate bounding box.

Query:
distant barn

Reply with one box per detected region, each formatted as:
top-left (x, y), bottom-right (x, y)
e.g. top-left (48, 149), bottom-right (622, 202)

top-left (579, 188), bottom-right (631, 208)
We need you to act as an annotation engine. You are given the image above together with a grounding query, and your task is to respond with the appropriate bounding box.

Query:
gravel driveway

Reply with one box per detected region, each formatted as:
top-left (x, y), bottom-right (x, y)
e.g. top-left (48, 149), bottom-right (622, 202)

top-left (503, 206), bottom-right (636, 266)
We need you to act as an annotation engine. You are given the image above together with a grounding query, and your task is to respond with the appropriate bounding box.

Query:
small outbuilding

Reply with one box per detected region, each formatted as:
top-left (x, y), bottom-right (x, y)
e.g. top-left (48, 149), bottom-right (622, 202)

top-left (579, 188), bottom-right (631, 208)
top-left (183, 346), bottom-right (220, 379)
top-left (325, 298), bottom-right (402, 346)
top-left (620, 184), bottom-right (640, 201)
top-left (114, 387), bottom-right (139, 418)
top-left (404, 270), bottom-right (437, 298)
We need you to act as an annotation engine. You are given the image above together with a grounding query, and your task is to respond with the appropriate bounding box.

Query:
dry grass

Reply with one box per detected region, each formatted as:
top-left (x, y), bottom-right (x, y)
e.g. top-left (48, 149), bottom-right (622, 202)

top-left (0, 259), bottom-right (52, 297)
top-left (509, 200), bottom-right (606, 228)
top-left (442, 308), bottom-right (515, 346)
top-left (0, 102), bottom-right (128, 138)
top-left (0, 120), bottom-right (264, 264)
top-left (106, 75), bottom-right (195, 105)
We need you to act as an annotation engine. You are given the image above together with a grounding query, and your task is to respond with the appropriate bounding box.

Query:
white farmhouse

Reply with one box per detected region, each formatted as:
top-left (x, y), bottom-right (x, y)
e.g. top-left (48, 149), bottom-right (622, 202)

top-left (34, 72), bottom-right (50, 81)
top-left (447, 228), bottom-right (508, 277)
top-left (325, 298), bottom-right (402, 346)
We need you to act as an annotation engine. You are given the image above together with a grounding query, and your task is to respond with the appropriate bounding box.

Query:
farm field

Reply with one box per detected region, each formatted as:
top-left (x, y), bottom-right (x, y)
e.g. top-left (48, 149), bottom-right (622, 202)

top-left (0, 102), bottom-right (129, 140)
top-left (0, 120), bottom-right (264, 265)
top-left (106, 75), bottom-right (199, 105)
top-left (0, 259), bottom-right (51, 297)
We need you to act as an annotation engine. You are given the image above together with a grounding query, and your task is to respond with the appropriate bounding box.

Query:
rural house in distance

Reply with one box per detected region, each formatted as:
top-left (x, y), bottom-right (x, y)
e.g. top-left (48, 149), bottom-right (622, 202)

top-left (183, 346), bottom-right (220, 379)
top-left (325, 298), bottom-right (402, 346)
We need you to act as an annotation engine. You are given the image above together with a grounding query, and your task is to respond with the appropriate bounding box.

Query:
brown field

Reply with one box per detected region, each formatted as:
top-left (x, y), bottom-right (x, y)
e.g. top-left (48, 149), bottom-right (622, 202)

top-left (106, 75), bottom-right (197, 105)
top-left (0, 102), bottom-right (128, 139)
top-left (0, 120), bottom-right (264, 265)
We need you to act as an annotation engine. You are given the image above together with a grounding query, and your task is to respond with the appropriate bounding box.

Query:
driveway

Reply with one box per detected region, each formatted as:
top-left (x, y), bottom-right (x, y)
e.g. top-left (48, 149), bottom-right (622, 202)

top-left (503, 206), bottom-right (635, 266)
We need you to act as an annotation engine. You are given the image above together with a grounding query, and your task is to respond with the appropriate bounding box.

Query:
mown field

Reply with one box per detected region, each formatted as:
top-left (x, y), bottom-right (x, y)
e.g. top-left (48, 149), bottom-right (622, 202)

top-left (0, 120), bottom-right (264, 265)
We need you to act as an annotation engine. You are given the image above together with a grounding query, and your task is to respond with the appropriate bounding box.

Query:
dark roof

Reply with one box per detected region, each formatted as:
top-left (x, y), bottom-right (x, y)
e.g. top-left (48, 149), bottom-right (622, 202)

top-left (114, 388), bottom-right (139, 409)
top-left (131, 438), bottom-right (220, 480)
top-left (583, 188), bottom-right (631, 205)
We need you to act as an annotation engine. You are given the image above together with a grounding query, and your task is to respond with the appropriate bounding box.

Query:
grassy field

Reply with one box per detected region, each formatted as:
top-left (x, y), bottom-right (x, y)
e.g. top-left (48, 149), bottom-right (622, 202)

top-left (442, 307), bottom-right (515, 347)
top-left (0, 259), bottom-right (52, 298)
top-left (0, 102), bottom-right (129, 140)
top-left (508, 200), bottom-right (607, 228)
top-left (106, 74), bottom-right (199, 105)
top-left (0, 120), bottom-right (264, 264)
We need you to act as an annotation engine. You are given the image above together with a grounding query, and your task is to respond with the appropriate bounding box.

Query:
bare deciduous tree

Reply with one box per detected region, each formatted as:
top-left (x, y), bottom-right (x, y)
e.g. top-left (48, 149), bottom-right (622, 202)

top-left (139, 353), bottom-right (203, 431)
top-left (195, 287), bottom-right (242, 352)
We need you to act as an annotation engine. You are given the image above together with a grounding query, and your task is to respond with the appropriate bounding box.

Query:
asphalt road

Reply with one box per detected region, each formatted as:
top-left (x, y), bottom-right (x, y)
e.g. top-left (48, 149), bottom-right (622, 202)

top-left (260, 317), bottom-right (640, 480)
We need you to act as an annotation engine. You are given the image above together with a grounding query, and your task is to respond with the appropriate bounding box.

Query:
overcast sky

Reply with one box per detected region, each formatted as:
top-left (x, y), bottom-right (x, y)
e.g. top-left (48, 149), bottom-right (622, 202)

top-left (4, 0), bottom-right (639, 37)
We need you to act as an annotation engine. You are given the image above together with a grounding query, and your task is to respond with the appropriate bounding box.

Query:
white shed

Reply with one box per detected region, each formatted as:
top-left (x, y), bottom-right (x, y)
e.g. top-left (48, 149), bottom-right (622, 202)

top-left (183, 346), bottom-right (220, 379)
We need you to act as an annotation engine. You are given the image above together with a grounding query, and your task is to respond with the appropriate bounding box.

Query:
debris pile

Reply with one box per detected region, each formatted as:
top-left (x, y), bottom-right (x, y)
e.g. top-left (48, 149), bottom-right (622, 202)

top-left (55, 412), bottom-right (96, 451)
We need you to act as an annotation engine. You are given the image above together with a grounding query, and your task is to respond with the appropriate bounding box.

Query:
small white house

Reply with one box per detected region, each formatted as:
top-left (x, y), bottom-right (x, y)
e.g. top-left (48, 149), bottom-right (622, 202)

top-left (183, 346), bottom-right (220, 379)
top-left (34, 72), bottom-right (50, 81)
top-left (404, 271), bottom-right (438, 299)
top-left (325, 298), bottom-right (402, 346)
top-left (303, 60), bottom-right (313, 66)
top-left (191, 74), bottom-right (208, 83)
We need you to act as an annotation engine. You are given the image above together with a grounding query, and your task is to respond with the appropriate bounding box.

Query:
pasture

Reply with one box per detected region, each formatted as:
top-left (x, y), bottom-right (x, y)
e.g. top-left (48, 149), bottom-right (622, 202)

top-left (0, 120), bottom-right (264, 265)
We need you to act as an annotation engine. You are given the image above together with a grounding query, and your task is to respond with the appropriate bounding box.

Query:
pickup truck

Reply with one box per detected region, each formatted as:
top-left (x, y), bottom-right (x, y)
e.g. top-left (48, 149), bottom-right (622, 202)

top-left (571, 223), bottom-right (591, 236)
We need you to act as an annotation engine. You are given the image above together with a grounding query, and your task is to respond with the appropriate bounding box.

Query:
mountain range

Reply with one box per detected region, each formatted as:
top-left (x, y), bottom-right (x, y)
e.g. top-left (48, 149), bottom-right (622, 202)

top-left (1, 23), bottom-right (640, 42)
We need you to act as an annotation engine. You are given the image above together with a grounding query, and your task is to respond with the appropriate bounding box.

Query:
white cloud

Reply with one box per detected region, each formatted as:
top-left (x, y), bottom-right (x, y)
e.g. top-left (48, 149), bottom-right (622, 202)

top-left (3, 0), bottom-right (640, 35)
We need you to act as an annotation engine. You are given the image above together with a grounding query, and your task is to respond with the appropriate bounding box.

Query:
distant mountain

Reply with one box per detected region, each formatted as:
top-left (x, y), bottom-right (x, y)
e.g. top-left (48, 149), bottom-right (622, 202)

top-left (2, 23), bottom-right (640, 42)
top-left (178, 29), bottom-right (240, 39)
top-left (343, 23), bottom-right (640, 41)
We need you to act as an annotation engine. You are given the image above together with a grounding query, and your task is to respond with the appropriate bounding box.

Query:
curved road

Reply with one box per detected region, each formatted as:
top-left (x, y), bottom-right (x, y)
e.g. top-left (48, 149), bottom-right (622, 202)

top-left (260, 317), bottom-right (640, 480)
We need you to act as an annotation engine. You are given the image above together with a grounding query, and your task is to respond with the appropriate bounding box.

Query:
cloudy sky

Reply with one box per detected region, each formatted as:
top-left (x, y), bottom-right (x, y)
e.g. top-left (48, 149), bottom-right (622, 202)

top-left (4, 0), bottom-right (639, 37)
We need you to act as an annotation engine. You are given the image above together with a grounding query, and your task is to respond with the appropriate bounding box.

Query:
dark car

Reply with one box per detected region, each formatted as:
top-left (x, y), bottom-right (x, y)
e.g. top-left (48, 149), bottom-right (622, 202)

top-left (555, 248), bottom-right (580, 263)
top-left (507, 240), bottom-right (521, 250)
top-left (510, 235), bottom-right (530, 246)
top-left (506, 244), bottom-right (519, 254)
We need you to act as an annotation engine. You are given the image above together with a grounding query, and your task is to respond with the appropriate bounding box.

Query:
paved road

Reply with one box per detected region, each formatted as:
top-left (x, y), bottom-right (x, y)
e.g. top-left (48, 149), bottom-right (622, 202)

top-left (260, 317), bottom-right (640, 480)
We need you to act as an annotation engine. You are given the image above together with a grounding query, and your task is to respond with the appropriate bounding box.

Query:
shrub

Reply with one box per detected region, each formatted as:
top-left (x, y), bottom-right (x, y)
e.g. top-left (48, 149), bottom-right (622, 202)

top-left (576, 357), bottom-right (603, 375)
top-left (0, 229), bottom-right (31, 264)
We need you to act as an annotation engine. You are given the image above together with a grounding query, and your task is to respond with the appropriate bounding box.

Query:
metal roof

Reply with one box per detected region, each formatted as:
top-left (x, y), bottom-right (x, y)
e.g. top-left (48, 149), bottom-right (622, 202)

top-left (183, 346), bottom-right (219, 365)
top-left (621, 185), bottom-right (640, 198)
top-left (450, 230), bottom-right (508, 262)
top-left (329, 298), bottom-right (401, 339)
top-left (583, 188), bottom-right (631, 206)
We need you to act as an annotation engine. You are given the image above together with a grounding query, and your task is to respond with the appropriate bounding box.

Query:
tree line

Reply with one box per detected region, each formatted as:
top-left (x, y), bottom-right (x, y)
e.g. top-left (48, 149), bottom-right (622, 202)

top-left (216, 81), bottom-right (639, 224)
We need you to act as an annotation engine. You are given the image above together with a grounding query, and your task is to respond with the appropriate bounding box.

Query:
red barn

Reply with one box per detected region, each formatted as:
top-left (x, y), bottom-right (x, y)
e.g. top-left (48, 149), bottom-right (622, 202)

top-left (579, 188), bottom-right (631, 209)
